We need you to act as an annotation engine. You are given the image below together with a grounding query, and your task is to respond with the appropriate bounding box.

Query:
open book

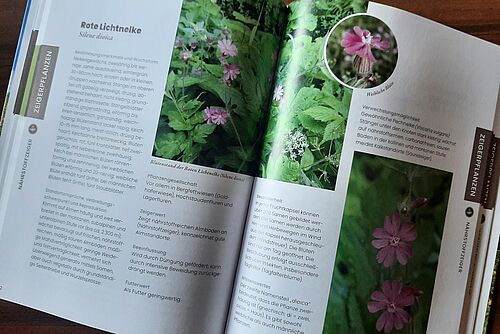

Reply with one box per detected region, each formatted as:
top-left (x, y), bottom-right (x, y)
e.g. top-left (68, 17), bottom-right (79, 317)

top-left (0, 0), bottom-right (499, 333)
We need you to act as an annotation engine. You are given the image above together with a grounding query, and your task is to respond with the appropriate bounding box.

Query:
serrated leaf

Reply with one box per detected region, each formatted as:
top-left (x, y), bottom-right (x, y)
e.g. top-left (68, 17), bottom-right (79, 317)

top-left (290, 86), bottom-right (322, 113)
top-left (155, 132), bottom-right (187, 159)
top-left (192, 124), bottom-right (216, 144)
top-left (161, 98), bottom-right (176, 117)
top-left (181, 141), bottom-right (201, 164)
top-left (303, 106), bottom-right (338, 122)
top-left (166, 109), bottom-right (194, 131)
top-left (297, 112), bottom-right (324, 134)
top-left (289, 2), bottom-right (317, 31)
top-left (322, 117), bottom-right (345, 143)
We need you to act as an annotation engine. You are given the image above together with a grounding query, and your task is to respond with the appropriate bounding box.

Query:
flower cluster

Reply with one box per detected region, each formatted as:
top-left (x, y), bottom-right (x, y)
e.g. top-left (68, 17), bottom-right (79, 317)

top-left (218, 39), bottom-right (240, 85)
top-left (341, 26), bottom-right (389, 75)
top-left (174, 23), bottom-right (241, 88)
top-left (281, 130), bottom-right (308, 161)
top-left (203, 107), bottom-right (229, 125)
top-left (174, 24), bottom-right (240, 126)
top-left (367, 197), bottom-right (428, 333)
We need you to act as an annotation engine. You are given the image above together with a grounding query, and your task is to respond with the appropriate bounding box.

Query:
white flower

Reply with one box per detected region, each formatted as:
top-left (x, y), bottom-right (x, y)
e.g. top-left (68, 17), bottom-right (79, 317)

top-left (273, 84), bottom-right (285, 103)
top-left (281, 130), bottom-right (309, 161)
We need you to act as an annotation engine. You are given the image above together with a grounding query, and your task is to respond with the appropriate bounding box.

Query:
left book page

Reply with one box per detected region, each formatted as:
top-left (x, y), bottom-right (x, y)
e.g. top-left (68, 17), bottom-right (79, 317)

top-left (0, 0), bottom-right (286, 333)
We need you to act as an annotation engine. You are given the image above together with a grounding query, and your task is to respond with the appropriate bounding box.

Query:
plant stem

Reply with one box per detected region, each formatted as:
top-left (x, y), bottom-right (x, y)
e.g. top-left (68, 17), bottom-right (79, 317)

top-left (224, 87), bottom-right (246, 166)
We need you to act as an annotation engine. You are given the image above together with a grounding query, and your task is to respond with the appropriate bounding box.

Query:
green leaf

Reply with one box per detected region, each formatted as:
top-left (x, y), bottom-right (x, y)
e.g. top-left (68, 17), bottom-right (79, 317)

top-left (297, 113), bottom-right (324, 134)
top-left (155, 132), bottom-right (187, 159)
top-left (303, 106), bottom-right (338, 122)
top-left (198, 77), bottom-right (245, 110)
top-left (182, 141), bottom-right (202, 164)
top-left (166, 109), bottom-right (194, 131)
top-left (192, 124), bottom-right (216, 144)
top-left (161, 98), bottom-right (177, 117)
top-left (281, 158), bottom-right (301, 182)
top-left (173, 76), bottom-right (205, 89)
top-left (232, 11), bottom-right (258, 25)
top-left (290, 86), bottom-right (322, 113)
top-left (322, 117), bottom-right (345, 143)
top-left (288, 1), bottom-right (317, 31)
top-left (340, 90), bottom-right (353, 117)
top-left (300, 148), bottom-right (314, 170)
top-left (203, 64), bottom-right (223, 77)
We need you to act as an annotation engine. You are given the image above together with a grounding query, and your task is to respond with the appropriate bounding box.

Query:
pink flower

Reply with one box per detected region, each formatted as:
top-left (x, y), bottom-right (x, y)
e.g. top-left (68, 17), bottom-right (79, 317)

top-left (218, 39), bottom-right (238, 57)
top-left (367, 280), bottom-right (421, 333)
top-left (273, 84), bottom-right (285, 102)
top-left (203, 107), bottom-right (228, 125)
top-left (341, 26), bottom-right (389, 63)
top-left (223, 64), bottom-right (240, 82)
top-left (372, 212), bottom-right (416, 267)
top-left (174, 39), bottom-right (183, 48)
top-left (181, 50), bottom-right (192, 62)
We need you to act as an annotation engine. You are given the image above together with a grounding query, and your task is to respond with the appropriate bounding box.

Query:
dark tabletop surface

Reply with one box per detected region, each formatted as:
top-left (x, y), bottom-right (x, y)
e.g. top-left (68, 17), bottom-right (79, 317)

top-left (0, 0), bottom-right (499, 333)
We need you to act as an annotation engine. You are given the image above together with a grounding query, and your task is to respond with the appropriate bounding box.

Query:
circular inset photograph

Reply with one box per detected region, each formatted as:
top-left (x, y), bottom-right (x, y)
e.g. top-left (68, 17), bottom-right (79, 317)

top-left (325, 14), bottom-right (398, 89)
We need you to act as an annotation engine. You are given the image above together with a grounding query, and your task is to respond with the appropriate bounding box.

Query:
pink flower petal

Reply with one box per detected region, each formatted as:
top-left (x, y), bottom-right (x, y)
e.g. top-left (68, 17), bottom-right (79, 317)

top-left (396, 293), bottom-right (416, 308)
top-left (395, 249), bottom-right (408, 266)
top-left (344, 42), bottom-right (365, 55)
top-left (376, 311), bottom-right (389, 332)
top-left (353, 26), bottom-right (364, 38)
top-left (373, 227), bottom-right (390, 239)
top-left (368, 301), bottom-right (386, 313)
top-left (383, 216), bottom-right (395, 235)
top-left (372, 291), bottom-right (388, 302)
top-left (341, 32), bottom-right (361, 46)
top-left (400, 223), bottom-right (417, 241)
top-left (383, 313), bottom-right (395, 333)
top-left (395, 308), bottom-right (411, 323)
top-left (382, 248), bottom-right (396, 267)
top-left (372, 238), bottom-right (389, 249)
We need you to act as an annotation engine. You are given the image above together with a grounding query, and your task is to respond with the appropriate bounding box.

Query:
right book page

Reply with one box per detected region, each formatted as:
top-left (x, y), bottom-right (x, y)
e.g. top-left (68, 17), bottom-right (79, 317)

top-left (226, 2), bottom-right (500, 334)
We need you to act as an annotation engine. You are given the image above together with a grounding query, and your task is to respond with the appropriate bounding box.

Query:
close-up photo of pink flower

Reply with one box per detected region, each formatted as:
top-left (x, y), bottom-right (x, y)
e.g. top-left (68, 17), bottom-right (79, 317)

top-left (326, 15), bottom-right (398, 89)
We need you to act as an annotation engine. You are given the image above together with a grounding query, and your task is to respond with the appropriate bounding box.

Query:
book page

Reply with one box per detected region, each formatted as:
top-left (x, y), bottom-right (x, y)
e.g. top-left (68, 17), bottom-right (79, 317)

top-left (226, 2), bottom-right (500, 334)
top-left (0, 0), bottom-right (285, 333)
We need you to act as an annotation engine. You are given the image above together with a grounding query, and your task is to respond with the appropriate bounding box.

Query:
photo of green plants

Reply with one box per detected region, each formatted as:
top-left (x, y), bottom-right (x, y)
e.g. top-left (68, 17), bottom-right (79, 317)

top-left (259, 0), bottom-right (366, 190)
top-left (323, 152), bottom-right (453, 333)
top-left (326, 15), bottom-right (398, 89)
top-left (153, 0), bottom-right (286, 175)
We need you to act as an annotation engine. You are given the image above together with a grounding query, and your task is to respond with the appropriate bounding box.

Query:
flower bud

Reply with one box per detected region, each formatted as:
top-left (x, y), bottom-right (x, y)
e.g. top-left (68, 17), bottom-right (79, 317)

top-left (352, 55), bottom-right (373, 75)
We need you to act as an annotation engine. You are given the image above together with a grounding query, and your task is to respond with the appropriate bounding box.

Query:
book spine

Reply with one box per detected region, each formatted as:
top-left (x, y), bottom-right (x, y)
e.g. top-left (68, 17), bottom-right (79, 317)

top-left (460, 129), bottom-right (500, 334)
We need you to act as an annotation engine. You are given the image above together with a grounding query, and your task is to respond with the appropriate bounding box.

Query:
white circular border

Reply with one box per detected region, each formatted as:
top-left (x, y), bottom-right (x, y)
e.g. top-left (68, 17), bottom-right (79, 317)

top-left (323, 13), bottom-right (398, 90)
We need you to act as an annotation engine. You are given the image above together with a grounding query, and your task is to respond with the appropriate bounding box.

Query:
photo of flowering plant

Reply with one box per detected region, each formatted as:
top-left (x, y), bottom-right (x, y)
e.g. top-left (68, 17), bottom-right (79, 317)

top-left (325, 14), bottom-right (398, 89)
top-left (323, 152), bottom-right (453, 333)
top-left (153, 0), bottom-right (286, 175)
top-left (259, 0), bottom-right (366, 191)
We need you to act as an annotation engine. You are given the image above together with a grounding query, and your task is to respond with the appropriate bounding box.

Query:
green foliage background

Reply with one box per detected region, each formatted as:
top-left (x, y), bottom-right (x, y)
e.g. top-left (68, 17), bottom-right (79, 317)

top-left (326, 15), bottom-right (398, 89)
top-left (259, 0), bottom-right (366, 190)
top-left (153, 0), bottom-right (286, 175)
top-left (323, 152), bottom-right (453, 333)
